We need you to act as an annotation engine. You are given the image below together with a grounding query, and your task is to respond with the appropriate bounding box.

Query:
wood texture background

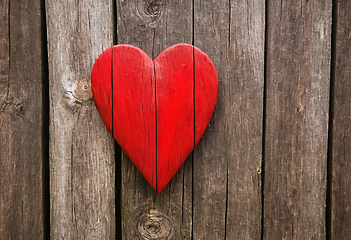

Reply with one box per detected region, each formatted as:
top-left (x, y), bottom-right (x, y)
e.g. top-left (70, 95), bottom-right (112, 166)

top-left (264, 0), bottom-right (332, 239)
top-left (331, 0), bottom-right (351, 238)
top-left (193, 0), bottom-right (264, 239)
top-left (1, 0), bottom-right (351, 239)
top-left (0, 0), bottom-right (44, 239)
top-left (45, 0), bottom-right (116, 239)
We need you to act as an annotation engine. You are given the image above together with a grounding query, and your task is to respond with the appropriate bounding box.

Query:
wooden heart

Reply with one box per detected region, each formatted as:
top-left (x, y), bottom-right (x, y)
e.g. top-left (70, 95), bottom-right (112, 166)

top-left (91, 44), bottom-right (218, 193)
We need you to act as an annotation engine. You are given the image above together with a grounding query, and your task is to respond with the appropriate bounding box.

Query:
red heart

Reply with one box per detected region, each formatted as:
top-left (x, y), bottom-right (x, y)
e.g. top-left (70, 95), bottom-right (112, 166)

top-left (91, 44), bottom-right (218, 193)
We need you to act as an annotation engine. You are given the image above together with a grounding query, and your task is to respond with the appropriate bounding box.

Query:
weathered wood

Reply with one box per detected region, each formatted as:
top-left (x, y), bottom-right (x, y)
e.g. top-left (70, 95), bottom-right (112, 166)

top-left (264, 0), bottom-right (331, 239)
top-left (0, 0), bottom-right (44, 238)
top-left (193, 0), bottom-right (264, 239)
top-left (331, 0), bottom-right (351, 238)
top-left (45, 1), bottom-right (115, 238)
top-left (1, 1), bottom-right (342, 238)
top-left (117, 0), bottom-right (193, 238)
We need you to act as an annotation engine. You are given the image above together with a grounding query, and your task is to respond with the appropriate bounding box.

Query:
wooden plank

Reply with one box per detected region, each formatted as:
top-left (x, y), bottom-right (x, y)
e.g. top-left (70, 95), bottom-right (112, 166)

top-left (264, 0), bottom-right (331, 239)
top-left (45, 1), bottom-right (116, 238)
top-left (331, 0), bottom-right (351, 238)
top-left (117, 0), bottom-right (193, 238)
top-left (0, 0), bottom-right (44, 239)
top-left (155, 44), bottom-right (194, 194)
top-left (193, 0), bottom-right (264, 239)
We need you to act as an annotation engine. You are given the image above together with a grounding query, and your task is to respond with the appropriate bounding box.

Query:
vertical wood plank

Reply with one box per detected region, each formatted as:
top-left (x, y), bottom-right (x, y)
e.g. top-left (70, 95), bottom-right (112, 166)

top-left (193, 0), bottom-right (264, 239)
top-left (331, 0), bottom-right (351, 238)
top-left (117, 0), bottom-right (193, 239)
top-left (264, 0), bottom-right (331, 239)
top-left (0, 0), bottom-right (44, 238)
top-left (46, 1), bottom-right (115, 238)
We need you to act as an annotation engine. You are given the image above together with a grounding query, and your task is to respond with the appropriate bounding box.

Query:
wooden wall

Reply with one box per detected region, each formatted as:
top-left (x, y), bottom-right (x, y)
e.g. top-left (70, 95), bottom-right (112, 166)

top-left (1, 0), bottom-right (350, 239)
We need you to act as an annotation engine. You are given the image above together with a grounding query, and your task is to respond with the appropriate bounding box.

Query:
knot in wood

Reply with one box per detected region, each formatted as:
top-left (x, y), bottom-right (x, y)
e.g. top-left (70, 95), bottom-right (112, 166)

top-left (137, 209), bottom-right (174, 239)
top-left (144, 0), bottom-right (162, 16)
top-left (74, 78), bottom-right (93, 102)
top-left (63, 78), bottom-right (93, 111)
top-left (1, 97), bottom-right (24, 117)
top-left (127, 205), bottom-right (182, 239)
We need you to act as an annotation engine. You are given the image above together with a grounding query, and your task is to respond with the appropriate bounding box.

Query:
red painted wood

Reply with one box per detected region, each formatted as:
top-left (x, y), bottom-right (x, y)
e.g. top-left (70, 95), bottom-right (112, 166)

top-left (155, 44), bottom-right (194, 193)
top-left (91, 47), bottom-right (113, 133)
top-left (112, 45), bottom-right (157, 190)
top-left (194, 47), bottom-right (218, 146)
top-left (91, 44), bottom-right (218, 193)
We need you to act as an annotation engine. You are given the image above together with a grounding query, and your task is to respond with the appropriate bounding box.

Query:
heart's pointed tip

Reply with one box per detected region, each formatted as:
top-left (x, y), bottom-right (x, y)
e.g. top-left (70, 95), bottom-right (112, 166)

top-left (156, 180), bottom-right (169, 194)
top-left (156, 187), bottom-right (164, 194)
top-left (151, 186), bottom-right (163, 194)
top-left (152, 186), bottom-right (158, 193)
top-left (146, 179), bottom-right (158, 193)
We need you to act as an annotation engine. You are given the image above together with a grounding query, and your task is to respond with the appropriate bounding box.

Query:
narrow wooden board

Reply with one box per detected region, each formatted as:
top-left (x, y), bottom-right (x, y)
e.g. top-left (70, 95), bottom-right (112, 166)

top-left (331, 0), bottom-right (351, 238)
top-left (45, 1), bottom-right (116, 238)
top-left (193, 0), bottom-right (264, 239)
top-left (0, 0), bottom-right (44, 238)
top-left (113, 45), bottom-right (157, 190)
top-left (264, 0), bottom-right (331, 239)
top-left (117, 0), bottom-right (193, 238)
top-left (155, 44), bottom-right (194, 193)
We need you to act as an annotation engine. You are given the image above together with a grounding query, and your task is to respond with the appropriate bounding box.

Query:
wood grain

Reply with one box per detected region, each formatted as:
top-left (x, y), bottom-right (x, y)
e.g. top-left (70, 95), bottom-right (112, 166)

top-left (0, 0), bottom-right (44, 238)
top-left (45, 1), bottom-right (116, 238)
top-left (117, 0), bottom-right (193, 238)
top-left (155, 44), bottom-right (194, 193)
top-left (264, 0), bottom-right (331, 239)
top-left (193, 0), bottom-right (264, 239)
top-left (92, 44), bottom-right (217, 194)
top-left (331, 0), bottom-right (351, 238)
top-left (1, 0), bottom-right (350, 238)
